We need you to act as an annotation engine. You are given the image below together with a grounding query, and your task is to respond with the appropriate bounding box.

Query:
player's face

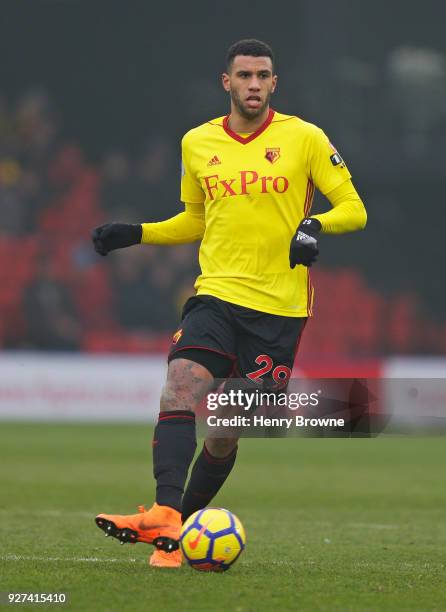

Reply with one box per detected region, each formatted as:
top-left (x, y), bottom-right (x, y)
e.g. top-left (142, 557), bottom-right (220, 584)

top-left (222, 56), bottom-right (277, 120)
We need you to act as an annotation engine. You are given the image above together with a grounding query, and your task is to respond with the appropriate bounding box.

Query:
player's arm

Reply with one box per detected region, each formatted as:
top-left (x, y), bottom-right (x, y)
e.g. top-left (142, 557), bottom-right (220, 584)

top-left (91, 202), bottom-right (205, 256)
top-left (311, 179), bottom-right (367, 234)
top-left (289, 127), bottom-right (367, 268)
top-left (142, 201), bottom-right (205, 244)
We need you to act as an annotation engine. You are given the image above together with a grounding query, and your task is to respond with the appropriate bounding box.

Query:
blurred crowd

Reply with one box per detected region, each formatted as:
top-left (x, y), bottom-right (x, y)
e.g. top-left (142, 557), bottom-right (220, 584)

top-left (1, 88), bottom-right (445, 355)
top-left (0, 90), bottom-right (199, 352)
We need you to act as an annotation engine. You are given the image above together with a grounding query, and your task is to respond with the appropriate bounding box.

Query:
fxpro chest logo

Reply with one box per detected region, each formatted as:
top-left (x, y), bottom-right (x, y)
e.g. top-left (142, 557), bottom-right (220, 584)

top-left (202, 170), bottom-right (290, 200)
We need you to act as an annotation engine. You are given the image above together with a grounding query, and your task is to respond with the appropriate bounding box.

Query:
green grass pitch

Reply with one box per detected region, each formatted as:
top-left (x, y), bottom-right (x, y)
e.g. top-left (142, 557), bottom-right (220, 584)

top-left (1, 423), bottom-right (445, 611)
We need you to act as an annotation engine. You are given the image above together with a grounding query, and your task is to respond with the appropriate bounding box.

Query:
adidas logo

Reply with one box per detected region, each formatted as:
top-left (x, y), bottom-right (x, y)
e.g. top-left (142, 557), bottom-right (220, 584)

top-left (207, 155), bottom-right (221, 166)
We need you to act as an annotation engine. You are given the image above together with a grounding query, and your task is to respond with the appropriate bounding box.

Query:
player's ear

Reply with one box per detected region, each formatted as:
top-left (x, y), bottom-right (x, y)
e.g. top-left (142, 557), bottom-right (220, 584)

top-left (221, 72), bottom-right (231, 92)
top-left (271, 74), bottom-right (278, 93)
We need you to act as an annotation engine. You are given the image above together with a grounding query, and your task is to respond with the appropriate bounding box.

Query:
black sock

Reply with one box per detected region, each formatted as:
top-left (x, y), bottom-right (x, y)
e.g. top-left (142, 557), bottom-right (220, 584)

top-left (181, 443), bottom-right (238, 522)
top-left (152, 410), bottom-right (197, 512)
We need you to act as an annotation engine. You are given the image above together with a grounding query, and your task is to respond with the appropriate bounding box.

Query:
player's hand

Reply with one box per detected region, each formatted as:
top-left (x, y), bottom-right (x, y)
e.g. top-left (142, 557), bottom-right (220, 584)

top-left (91, 223), bottom-right (143, 256)
top-left (289, 218), bottom-right (321, 268)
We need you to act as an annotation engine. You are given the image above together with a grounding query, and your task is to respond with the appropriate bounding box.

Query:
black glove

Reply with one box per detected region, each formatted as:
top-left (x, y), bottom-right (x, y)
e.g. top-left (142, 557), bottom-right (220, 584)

top-left (289, 218), bottom-right (321, 268)
top-left (91, 223), bottom-right (142, 256)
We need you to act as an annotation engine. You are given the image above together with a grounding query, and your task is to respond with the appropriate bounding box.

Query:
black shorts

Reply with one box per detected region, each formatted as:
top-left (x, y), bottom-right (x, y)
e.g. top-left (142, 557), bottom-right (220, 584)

top-left (168, 295), bottom-right (307, 384)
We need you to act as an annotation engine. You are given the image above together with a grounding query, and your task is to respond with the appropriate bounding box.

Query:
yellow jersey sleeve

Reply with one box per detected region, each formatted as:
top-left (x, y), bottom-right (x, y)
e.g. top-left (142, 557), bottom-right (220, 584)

top-left (307, 127), bottom-right (352, 195)
top-left (180, 135), bottom-right (205, 204)
top-left (141, 202), bottom-right (205, 244)
top-left (311, 180), bottom-right (367, 234)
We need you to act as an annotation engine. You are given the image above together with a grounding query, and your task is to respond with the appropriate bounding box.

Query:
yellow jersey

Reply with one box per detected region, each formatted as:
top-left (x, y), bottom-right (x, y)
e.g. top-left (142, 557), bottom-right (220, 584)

top-left (179, 109), bottom-right (352, 317)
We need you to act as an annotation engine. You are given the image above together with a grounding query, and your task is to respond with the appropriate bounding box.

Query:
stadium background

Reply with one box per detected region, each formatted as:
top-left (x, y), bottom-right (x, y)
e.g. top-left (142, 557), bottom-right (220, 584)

top-left (2, 4), bottom-right (446, 611)
top-left (0, 0), bottom-right (445, 418)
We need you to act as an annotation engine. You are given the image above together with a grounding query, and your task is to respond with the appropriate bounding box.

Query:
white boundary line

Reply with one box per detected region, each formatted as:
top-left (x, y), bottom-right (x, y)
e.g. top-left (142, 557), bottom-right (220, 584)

top-left (0, 510), bottom-right (93, 518)
top-left (1, 554), bottom-right (143, 564)
top-left (348, 523), bottom-right (399, 530)
top-left (249, 519), bottom-right (400, 530)
top-left (2, 556), bottom-right (438, 572)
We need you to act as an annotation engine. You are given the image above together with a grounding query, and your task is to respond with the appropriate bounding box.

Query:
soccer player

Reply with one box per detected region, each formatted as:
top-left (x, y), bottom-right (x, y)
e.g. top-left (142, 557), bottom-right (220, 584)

top-left (92, 39), bottom-right (367, 568)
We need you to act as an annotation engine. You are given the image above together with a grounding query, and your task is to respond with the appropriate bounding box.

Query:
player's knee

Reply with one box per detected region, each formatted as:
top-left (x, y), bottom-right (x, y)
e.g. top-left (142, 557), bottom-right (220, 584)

top-left (158, 383), bottom-right (200, 413)
top-left (159, 358), bottom-right (214, 412)
top-left (159, 384), bottom-right (183, 412)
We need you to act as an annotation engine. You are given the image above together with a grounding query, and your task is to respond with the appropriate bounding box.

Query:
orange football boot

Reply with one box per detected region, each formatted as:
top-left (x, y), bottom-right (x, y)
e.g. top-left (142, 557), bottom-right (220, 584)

top-left (95, 503), bottom-right (181, 552)
top-left (149, 548), bottom-right (183, 568)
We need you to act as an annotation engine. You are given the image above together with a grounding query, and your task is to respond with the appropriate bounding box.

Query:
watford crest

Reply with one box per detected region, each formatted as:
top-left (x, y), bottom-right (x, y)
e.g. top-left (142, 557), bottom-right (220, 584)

top-left (265, 148), bottom-right (280, 164)
top-left (172, 329), bottom-right (183, 344)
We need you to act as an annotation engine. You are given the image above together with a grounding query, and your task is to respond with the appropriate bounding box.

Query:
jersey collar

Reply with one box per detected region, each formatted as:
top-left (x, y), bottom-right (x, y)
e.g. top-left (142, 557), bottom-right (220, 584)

top-left (223, 108), bottom-right (275, 144)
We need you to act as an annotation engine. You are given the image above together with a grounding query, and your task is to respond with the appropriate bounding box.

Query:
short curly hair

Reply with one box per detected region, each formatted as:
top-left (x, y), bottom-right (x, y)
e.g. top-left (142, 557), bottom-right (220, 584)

top-left (226, 39), bottom-right (274, 71)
